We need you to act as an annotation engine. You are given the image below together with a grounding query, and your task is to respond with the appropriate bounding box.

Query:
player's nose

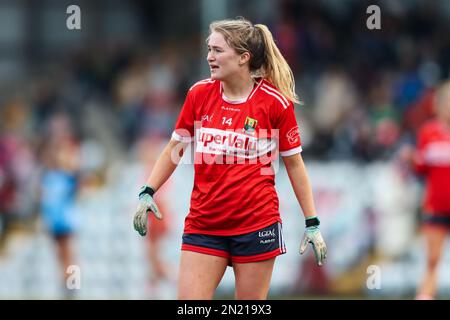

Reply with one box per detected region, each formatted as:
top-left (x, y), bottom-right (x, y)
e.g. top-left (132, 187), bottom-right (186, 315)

top-left (207, 51), bottom-right (215, 62)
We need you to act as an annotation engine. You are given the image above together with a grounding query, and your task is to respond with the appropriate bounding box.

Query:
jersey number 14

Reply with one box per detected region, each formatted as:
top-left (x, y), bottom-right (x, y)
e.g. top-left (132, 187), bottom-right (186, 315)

top-left (222, 117), bottom-right (233, 126)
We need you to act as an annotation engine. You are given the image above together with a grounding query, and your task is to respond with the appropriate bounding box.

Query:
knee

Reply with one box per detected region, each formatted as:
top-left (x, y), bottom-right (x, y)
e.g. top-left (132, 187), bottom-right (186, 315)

top-left (235, 289), bottom-right (268, 300)
top-left (427, 253), bottom-right (441, 270)
top-left (235, 293), bottom-right (267, 300)
top-left (177, 284), bottom-right (215, 300)
top-left (177, 290), bottom-right (214, 300)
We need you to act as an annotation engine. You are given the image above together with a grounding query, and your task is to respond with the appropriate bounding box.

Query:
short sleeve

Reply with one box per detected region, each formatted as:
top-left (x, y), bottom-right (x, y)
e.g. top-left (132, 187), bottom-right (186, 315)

top-left (274, 103), bottom-right (302, 157)
top-left (171, 90), bottom-right (195, 143)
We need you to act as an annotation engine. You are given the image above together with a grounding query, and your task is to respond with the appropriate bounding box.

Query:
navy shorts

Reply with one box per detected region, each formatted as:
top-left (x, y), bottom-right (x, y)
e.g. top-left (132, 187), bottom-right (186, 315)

top-left (422, 212), bottom-right (450, 227)
top-left (181, 222), bottom-right (286, 264)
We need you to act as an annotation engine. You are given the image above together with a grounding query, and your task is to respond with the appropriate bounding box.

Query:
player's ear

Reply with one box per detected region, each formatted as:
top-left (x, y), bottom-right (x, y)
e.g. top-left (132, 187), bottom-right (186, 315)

top-left (239, 52), bottom-right (251, 66)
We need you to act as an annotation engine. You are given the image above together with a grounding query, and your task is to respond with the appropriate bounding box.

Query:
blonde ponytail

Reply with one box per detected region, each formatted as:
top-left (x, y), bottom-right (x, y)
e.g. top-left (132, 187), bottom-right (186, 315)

top-left (254, 24), bottom-right (300, 104)
top-left (209, 18), bottom-right (300, 104)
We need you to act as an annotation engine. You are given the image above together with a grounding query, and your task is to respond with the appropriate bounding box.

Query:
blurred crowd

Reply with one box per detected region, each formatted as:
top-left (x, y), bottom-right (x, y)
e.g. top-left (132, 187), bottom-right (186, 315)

top-left (276, 0), bottom-right (449, 161)
top-left (1, 0), bottom-right (449, 248)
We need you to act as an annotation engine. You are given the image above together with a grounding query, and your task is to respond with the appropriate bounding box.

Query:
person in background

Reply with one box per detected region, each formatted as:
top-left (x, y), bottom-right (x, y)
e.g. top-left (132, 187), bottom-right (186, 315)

top-left (38, 113), bottom-right (81, 298)
top-left (404, 81), bottom-right (450, 300)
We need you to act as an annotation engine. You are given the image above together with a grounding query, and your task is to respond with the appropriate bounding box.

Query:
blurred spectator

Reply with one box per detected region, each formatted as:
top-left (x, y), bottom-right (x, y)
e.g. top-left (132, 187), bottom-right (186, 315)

top-left (37, 113), bottom-right (81, 298)
top-left (0, 100), bottom-right (37, 242)
top-left (310, 68), bottom-right (358, 159)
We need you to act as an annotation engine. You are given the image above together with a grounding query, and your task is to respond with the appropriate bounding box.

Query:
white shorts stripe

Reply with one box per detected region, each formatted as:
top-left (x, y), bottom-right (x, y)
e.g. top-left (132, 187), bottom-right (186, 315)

top-left (278, 222), bottom-right (286, 253)
top-left (278, 222), bottom-right (282, 253)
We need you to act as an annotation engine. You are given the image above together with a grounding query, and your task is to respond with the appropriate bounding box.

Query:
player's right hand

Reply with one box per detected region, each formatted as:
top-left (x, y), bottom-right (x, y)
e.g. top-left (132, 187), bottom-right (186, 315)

top-left (133, 185), bottom-right (162, 236)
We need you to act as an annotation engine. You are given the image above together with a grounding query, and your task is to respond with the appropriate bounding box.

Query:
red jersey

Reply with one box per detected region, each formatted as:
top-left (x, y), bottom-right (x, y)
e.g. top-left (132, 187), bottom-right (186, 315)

top-left (172, 78), bottom-right (302, 235)
top-left (414, 119), bottom-right (450, 214)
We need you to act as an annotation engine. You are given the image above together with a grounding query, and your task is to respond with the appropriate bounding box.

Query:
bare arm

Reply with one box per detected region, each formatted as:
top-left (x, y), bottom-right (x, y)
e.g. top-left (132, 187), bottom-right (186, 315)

top-left (146, 139), bottom-right (188, 191)
top-left (283, 153), bottom-right (327, 265)
top-left (282, 153), bottom-right (317, 219)
top-left (134, 138), bottom-right (188, 235)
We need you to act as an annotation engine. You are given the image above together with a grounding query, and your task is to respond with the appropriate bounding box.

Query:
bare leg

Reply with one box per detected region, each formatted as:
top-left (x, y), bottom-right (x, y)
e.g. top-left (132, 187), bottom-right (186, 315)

top-left (54, 233), bottom-right (77, 299)
top-left (55, 234), bottom-right (74, 284)
top-left (233, 258), bottom-right (275, 300)
top-left (177, 250), bottom-right (228, 299)
top-left (416, 226), bottom-right (447, 299)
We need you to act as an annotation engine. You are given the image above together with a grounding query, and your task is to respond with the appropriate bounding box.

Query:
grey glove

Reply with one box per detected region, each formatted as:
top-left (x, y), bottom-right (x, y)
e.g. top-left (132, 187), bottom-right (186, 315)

top-left (133, 185), bottom-right (162, 236)
top-left (300, 217), bottom-right (327, 266)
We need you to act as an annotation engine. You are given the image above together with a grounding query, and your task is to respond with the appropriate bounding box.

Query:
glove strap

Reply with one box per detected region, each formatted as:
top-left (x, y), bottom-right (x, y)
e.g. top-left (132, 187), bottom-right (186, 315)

top-left (139, 185), bottom-right (155, 198)
top-left (305, 216), bottom-right (320, 227)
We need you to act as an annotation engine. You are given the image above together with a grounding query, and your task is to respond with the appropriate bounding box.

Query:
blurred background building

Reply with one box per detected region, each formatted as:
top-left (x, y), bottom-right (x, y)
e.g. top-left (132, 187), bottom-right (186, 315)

top-left (1, 0), bottom-right (450, 299)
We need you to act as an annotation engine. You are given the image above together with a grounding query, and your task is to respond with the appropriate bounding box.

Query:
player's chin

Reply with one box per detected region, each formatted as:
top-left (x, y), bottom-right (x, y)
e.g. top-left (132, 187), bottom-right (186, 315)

top-left (209, 71), bottom-right (222, 80)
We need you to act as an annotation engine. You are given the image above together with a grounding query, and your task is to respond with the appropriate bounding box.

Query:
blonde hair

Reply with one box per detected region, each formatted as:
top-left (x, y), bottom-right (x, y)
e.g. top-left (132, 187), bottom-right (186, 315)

top-left (209, 17), bottom-right (300, 104)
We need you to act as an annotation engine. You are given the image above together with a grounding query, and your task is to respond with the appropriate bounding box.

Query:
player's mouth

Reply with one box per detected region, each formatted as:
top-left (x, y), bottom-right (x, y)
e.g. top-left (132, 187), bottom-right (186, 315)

top-left (209, 65), bottom-right (219, 71)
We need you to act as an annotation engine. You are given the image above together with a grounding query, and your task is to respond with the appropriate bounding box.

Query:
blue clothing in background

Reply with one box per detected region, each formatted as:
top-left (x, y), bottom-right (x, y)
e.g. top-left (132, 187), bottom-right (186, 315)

top-left (41, 170), bottom-right (79, 236)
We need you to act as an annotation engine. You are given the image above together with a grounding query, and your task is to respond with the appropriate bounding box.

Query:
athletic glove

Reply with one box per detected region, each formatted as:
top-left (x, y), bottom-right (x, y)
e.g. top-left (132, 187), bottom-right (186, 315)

top-left (133, 185), bottom-right (162, 236)
top-left (300, 216), bottom-right (327, 266)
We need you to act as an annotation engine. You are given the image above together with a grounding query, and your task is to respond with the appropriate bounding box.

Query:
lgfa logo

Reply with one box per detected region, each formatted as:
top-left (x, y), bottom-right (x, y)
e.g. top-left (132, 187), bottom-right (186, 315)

top-left (259, 229), bottom-right (275, 238)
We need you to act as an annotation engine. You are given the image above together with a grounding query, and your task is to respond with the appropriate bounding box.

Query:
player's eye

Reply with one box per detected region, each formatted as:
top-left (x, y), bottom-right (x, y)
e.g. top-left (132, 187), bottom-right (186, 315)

top-left (207, 47), bottom-right (222, 53)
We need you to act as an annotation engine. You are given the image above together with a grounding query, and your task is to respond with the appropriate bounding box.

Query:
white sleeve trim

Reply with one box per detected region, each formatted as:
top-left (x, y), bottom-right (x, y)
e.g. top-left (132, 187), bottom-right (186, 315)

top-left (171, 131), bottom-right (194, 143)
top-left (280, 146), bottom-right (303, 157)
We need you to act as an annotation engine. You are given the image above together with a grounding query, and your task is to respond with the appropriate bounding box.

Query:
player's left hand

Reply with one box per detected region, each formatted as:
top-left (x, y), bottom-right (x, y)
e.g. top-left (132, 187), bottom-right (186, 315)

top-left (300, 225), bottom-right (327, 266)
top-left (133, 185), bottom-right (162, 236)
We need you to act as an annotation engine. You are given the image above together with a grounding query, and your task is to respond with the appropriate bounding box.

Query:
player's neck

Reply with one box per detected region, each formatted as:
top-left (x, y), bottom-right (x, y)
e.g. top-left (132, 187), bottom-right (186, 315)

top-left (221, 74), bottom-right (255, 101)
